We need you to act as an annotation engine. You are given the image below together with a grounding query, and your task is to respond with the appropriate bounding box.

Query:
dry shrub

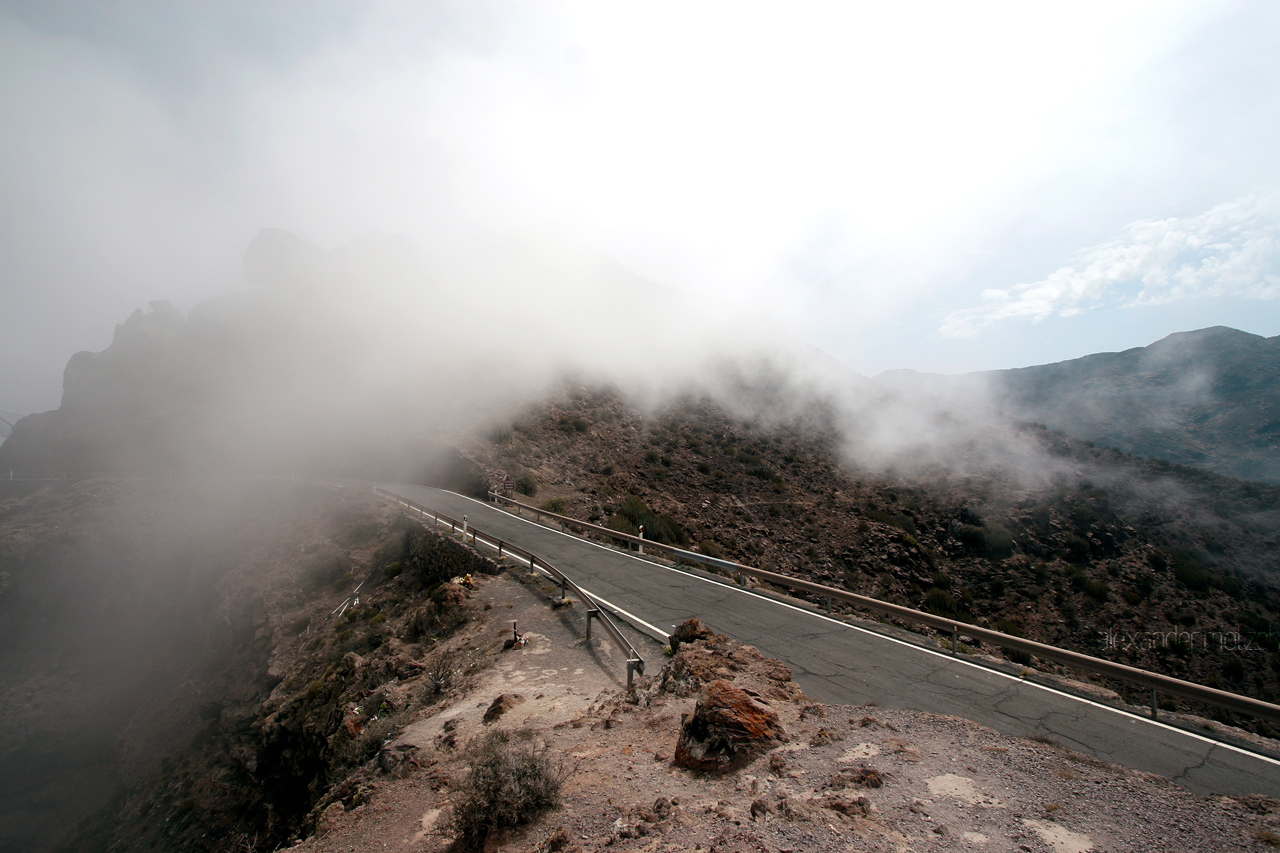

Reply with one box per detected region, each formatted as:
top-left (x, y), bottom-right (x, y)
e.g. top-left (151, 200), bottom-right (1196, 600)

top-left (445, 729), bottom-right (567, 850)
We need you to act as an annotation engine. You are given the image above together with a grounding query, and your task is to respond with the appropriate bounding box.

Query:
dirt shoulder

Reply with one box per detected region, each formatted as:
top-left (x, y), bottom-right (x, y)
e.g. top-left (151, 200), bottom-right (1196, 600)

top-left (290, 569), bottom-right (1280, 853)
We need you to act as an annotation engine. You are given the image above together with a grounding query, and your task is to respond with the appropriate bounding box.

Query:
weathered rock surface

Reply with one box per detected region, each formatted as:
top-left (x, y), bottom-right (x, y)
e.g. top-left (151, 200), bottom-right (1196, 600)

top-left (483, 693), bottom-right (527, 724)
top-left (673, 679), bottom-right (787, 773)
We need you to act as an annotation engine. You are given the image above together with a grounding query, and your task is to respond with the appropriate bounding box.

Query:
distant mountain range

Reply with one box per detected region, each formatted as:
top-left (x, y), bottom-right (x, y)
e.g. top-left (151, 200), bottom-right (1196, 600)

top-left (878, 326), bottom-right (1280, 484)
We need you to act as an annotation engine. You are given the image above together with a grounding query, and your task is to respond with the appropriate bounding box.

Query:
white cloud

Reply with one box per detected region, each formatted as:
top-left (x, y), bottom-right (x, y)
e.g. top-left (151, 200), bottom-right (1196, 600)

top-left (940, 192), bottom-right (1280, 337)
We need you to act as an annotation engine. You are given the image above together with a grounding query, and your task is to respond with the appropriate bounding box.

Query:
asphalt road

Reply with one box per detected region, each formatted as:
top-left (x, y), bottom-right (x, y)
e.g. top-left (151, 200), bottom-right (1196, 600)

top-left (380, 483), bottom-right (1280, 798)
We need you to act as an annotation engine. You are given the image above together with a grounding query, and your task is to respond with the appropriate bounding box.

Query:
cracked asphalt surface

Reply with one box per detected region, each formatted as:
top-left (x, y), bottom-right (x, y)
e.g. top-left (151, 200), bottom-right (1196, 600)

top-left (381, 484), bottom-right (1280, 798)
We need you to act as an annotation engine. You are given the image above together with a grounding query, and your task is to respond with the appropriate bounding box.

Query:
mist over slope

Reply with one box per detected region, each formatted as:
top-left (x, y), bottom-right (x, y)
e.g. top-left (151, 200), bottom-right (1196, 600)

top-left (0, 229), bottom-right (872, 480)
top-left (3, 231), bottom-right (1280, 851)
top-left (461, 385), bottom-right (1280, 716)
top-left (879, 326), bottom-right (1280, 484)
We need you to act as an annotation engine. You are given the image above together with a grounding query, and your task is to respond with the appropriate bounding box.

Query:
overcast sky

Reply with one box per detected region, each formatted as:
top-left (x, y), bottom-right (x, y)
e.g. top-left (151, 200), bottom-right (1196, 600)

top-left (3, 0), bottom-right (1279, 417)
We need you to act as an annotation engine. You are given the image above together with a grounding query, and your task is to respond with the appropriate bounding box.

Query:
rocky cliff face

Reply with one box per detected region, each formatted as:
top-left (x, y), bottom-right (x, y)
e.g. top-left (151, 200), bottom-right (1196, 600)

top-left (0, 232), bottom-right (479, 481)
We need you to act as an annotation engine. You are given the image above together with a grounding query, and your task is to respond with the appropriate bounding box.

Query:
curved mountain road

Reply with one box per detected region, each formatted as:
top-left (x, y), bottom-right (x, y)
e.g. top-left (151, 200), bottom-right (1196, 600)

top-left (381, 483), bottom-right (1280, 798)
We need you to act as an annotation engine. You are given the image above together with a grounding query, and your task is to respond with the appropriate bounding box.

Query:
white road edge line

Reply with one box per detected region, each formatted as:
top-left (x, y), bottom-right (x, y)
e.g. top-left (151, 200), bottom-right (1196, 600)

top-left (394, 497), bottom-right (668, 643)
top-left (390, 486), bottom-right (1280, 768)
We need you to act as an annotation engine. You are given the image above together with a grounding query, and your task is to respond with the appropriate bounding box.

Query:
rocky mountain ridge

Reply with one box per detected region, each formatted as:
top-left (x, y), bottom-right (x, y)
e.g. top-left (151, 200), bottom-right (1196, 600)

top-left (880, 326), bottom-right (1280, 484)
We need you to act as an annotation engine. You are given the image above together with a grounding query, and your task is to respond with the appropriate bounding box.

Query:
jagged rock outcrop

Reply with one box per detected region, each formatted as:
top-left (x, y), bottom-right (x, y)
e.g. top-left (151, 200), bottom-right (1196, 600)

top-left (673, 679), bottom-right (787, 773)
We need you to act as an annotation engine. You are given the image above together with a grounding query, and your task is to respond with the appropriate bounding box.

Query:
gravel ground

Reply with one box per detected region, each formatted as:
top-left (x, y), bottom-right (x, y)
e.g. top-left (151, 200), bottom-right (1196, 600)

top-left (287, 571), bottom-right (1280, 853)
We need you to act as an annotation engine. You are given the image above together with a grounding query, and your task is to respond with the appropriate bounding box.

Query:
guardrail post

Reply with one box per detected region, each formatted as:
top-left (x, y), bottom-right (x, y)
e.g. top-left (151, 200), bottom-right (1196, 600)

top-left (560, 578), bottom-right (567, 600)
top-left (587, 608), bottom-right (598, 641)
top-left (1151, 689), bottom-right (1158, 720)
top-left (951, 625), bottom-right (959, 656)
top-left (824, 596), bottom-right (831, 614)
top-left (627, 658), bottom-right (643, 690)
top-left (498, 541), bottom-right (504, 558)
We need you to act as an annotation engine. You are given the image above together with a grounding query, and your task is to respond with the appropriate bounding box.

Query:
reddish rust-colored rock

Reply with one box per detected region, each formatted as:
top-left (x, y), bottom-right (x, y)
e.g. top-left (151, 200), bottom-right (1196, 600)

top-left (671, 617), bottom-right (716, 647)
top-left (674, 680), bottom-right (787, 773)
top-left (482, 693), bottom-right (525, 723)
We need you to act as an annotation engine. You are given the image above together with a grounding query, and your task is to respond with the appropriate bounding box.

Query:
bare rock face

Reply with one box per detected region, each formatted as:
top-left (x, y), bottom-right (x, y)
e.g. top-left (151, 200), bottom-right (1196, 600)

top-left (674, 680), bottom-right (787, 773)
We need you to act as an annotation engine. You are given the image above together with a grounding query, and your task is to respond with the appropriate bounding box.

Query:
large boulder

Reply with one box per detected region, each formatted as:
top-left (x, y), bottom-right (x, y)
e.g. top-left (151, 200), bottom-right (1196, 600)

top-left (673, 679), bottom-right (786, 773)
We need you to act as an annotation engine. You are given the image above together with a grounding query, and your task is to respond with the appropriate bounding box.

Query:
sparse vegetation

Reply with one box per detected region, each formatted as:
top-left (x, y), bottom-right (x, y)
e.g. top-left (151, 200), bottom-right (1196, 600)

top-left (445, 729), bottom-right (567, 850)
top-left (607, 495), bottom-right (688, 546)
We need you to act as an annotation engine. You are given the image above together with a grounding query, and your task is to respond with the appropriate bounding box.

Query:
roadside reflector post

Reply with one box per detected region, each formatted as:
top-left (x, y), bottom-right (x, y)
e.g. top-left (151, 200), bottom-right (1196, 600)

top-left (952, 625), bottom-right (959, 656)
top-left (638, 526), bottom-right (644, 555)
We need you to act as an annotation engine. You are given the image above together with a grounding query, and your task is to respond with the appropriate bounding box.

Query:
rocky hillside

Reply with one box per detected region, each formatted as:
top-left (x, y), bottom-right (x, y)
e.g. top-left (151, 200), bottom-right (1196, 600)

top-left (5, 479), bottom-right (1272, 853)
top-left (459, 384), bottom-right (1280, 730)
top-left (0, 478), bottom-right (494, 853)
top-left (882, 326), bottom-right (1280, 484)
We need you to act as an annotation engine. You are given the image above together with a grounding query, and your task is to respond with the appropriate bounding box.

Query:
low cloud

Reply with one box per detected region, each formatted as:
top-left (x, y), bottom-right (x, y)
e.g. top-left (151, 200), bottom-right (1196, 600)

top-left (941, 192), bottom-right (1280, 337)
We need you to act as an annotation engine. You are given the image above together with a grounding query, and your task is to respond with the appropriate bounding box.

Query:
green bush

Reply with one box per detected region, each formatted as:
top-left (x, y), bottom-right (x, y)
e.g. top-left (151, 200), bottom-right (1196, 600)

top-left (446, 729), bottom-right (566, 850)
top-left (925, 587), bottom-right (956, 617)
top-left (982, 524), bottom-right (1015, 559)
top-left (993, 618), bottom-right (1024, 637)
top-left (699, 539), bottom-right (724, 559)
top-left (1172, 556), bottom-right (1211, 592)
top-left (1082, 578), bottom-right (1109, 603)
top-left (867, 508), bottom-right (918, 537)
top-left (954, 523), bottom-right (985, 550)
top-left (607, 495), bottom-right (688, 546)
top-left (540, 497), bottom-right (567, 514)
top-left (1062, 535), bottom-right (1090, 564)
top-left (515, 474), bottom-right (537, 497)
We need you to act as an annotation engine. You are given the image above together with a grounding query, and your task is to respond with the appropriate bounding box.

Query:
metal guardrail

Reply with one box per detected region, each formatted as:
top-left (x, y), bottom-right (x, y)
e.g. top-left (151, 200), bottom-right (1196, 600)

top-left (487, 491), bottom-right (1280, 727)
top-left (375, 487), bottom-right (645, 688)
